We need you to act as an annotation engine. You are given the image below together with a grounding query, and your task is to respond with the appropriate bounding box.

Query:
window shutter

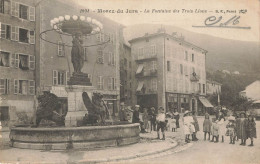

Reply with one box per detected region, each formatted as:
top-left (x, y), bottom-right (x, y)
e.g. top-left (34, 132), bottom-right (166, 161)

top-left (102, 77), bottom-right (105, 89)
top-left (108, 52), bottom-right (111, 65)
top-left (53, 70), bottom-right (58, 85)
top-left (15, 2), bottom-right (19, 17)
top-left (11, 26), bottom-right (16, 40)
top-left (0, 79), bottom-right (5, 95)
top-left (0, 23), bottom-right (2, 38)
top-left (11, 1), bottom-right (15, 16)
top-left (29, 55), bottom-right (35, 70)
top-left (14, 79), bottom-right (18, 94)
top-left (15, 53), bottom-right (19, 68)
top-left (29, 80), bottom-right (35, 95)
top-left (29, 6), bottom-right (35, 21)
top-left (6, 79), bottom-right (9, 94)
top-left (15, 26), bottom-right (19, 41)
top-left (66, 71), bottom-right (69, 85)
top-left (29, 31), bottom-right (35, 44)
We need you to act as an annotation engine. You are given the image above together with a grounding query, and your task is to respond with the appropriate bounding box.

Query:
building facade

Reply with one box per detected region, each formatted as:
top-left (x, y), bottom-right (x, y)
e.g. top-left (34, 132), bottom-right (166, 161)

top-left (36, 0), bottom-right (123, 117)
top-left (206, 80), bottom-right (222, 95)
top-left (129, 29), bottom-right (209, 113)
top-left (0, 0), bottom-right (124, 126)
top-left (120, 42), bottom-right (132, 105)
top-left (239, 80), bottom-right (260, 101)
top-left (0, 0), bottom-right (36, 126)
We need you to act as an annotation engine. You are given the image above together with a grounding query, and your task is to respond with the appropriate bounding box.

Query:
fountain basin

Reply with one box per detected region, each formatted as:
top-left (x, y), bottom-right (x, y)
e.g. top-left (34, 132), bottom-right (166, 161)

top-left (9, 123), bottom-right (140, 150)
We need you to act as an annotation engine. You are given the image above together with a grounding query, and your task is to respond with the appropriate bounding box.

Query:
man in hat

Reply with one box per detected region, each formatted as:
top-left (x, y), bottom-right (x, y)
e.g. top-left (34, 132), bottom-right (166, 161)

top-left (149, 107), bottom-right (157, 131)
top-left (156, 107), bottom-right (166, 140)
top-left (119, 102), bottom-right (128, 122)
top-left (132, 105), bottom-right (140, 123)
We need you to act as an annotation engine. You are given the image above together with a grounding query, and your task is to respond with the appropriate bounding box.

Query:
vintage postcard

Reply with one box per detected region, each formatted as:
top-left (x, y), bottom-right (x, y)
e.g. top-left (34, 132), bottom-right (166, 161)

top-left (0, 0), bottom-right (259, 163)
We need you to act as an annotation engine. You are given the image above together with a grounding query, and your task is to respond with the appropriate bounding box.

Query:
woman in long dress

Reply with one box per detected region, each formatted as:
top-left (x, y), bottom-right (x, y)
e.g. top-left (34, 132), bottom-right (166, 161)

top-left (217, 112), bottom-right (226, 143)
top-left (238, 112), bottom-right (248, 146)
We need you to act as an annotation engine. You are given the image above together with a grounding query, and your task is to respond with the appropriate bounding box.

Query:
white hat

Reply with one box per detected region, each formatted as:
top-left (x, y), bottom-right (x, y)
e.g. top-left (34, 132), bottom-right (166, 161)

top-left (135, 105), bottom-right (140, 108)
top-left (184, 110), bottom-right (190, 115)
top-left (174, 112), bottom-right (179, 115)
top-left (120, 102), bottom-right (125, 105)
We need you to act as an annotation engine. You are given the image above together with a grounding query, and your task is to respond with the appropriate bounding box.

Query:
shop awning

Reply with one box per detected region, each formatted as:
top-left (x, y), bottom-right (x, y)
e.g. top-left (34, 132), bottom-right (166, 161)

top-left (253, 100), bottom-right (260, 104)
top-left (136, 82), bottom-right (144, 91)
top-left (199, 97), bottom-right (214, 108)
top-left (136, 64), bottom-right (144, 74)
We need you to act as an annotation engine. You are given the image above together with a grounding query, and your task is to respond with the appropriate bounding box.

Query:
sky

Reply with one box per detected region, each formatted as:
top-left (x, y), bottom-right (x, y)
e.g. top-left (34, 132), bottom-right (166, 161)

top-left (77, 0), bottom-right (259, 42)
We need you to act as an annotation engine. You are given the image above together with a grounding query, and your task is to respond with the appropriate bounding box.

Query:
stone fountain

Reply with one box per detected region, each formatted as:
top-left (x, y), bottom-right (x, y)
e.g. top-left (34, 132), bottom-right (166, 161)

top-left (9, 15), bottom-right (139, 150)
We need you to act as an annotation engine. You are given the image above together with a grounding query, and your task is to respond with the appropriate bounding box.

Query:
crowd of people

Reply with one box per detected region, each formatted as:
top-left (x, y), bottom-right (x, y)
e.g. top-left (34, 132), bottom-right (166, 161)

top-left (119, 103), bottom-right (257, 146)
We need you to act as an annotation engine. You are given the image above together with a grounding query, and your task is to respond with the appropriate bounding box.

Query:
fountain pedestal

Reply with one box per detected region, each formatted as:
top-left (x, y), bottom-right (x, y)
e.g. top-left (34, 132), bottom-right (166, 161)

top-left (65, 85), bottom-right (95, 127)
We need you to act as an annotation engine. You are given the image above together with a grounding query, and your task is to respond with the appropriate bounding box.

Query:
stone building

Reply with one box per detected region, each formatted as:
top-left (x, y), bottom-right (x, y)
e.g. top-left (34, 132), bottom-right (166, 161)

top-left (0, 0), bottom-right (124, 126)
top-left (0, 0), bottom-right (36, 126)
top-left (120, 42), bottom-right (132, 105)
top-left (35, 0), bottom-right (123, 117)
top-left (129, 29), bottom-right (210, 113)
top-left (206, 80), bottom-right (222, 95)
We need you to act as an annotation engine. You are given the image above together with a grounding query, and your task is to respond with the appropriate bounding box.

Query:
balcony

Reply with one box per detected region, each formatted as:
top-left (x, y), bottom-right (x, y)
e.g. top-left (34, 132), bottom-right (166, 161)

top-left (135, 53), bottom-right (157, 61)
top-left (190, 72), bottom-right (200, 82)
top-left (136, 70), bottom-right (157, 78)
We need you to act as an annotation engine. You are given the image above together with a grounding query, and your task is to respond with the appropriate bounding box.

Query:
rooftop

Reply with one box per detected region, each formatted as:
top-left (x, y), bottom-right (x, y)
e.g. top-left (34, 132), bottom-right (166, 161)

top-left (128, 31), bottom-right (207, 54)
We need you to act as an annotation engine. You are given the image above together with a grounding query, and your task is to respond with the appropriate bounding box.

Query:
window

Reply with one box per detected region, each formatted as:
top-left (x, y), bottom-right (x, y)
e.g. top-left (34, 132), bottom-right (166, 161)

top-left (185, 51), bottom-right (188, 60)
top-left (19, 4), bottom-right (28, 19)
top-left (180, 64), bottom-right (183, 74)
top-left (203, 84), bottom-right (205, 93)
top-left (0, 79), bottom-right (9, 95)
top-left (151, 45), bottom-right (156, 55)
top-left (151, 79), bottom-right (157, 91)
top-left (108, 52), bottom-right (115, 65)
top-left (0, 0), bottom-right (11, 14)
top-left (19, 28), bottom-right (28, 43)
top-left (129, 61), bottom-right (131, 69)
top-left (192, 53), bottom-right (195, 62)
top-left (53, 70), bottom-right (67, 85)
top-left (167, 61), bottom-right (171, 71)
top-left (0, 51), bottom-right (10, 67)
top-left (151, 61), bottom-right (157, 72)
top-left (108, 77), bottom-right (117, 90)
top-left (0, 23), bottom-right (11, 39)
top-left (97, 32), bottom-right (104, 42)
top-left (16, 54), bottom-right (34, 70)
top-left (57, 41), bottom-right (64, 56)
top-left (108, 33), bottom-right (114, 43)
top-left (18, 54), bottom-right (29, 70)
top-left (97, 50), bottom-right (104, 64)
top-left (198, 83), bottom-right (201, 92)
top-left (97, 76), bottom-right (104, 89)
top-left (87, 74), bottom-right (92, 83)
top-left (138, 47), bottom-right (144, 57)
top-left (10, 2), bottom-right (35, 21)
top-left (18, 80), bottom-right (28, 95)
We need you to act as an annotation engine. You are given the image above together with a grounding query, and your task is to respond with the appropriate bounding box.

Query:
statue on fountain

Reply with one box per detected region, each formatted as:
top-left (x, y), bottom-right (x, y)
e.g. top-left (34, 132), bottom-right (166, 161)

top-left (71, 32), bottom-right (84, 73)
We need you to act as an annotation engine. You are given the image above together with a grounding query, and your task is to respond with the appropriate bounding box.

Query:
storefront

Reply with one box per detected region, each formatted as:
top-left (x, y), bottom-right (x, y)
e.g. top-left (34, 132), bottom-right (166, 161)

top-left (166, 93), bottom-right (191, 113)
top-left (198, 97), bottom-right (214, 115)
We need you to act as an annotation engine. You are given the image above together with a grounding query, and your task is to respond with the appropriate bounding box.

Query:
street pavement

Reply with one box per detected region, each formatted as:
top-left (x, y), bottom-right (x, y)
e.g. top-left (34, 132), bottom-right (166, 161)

top-left (135, 117), bottom-right (260, 164)
top-left (0, 117), bottom-right (259, 164)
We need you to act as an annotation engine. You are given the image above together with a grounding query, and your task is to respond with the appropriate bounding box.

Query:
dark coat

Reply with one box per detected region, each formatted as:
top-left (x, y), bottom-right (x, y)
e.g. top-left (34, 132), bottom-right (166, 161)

top-left (132, 110), bottom-right (140, 123)
top-left (247, 120), bottom-right (257, 138)
top-left (119, 108), bottom-right (127, 121)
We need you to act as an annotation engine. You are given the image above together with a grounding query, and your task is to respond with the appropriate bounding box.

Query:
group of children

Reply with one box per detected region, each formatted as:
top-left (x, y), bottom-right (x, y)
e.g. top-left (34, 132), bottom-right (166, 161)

top-left (183, 110), bottom-right (200, 143)
top-left (203, 111), bottom-right (257, 146)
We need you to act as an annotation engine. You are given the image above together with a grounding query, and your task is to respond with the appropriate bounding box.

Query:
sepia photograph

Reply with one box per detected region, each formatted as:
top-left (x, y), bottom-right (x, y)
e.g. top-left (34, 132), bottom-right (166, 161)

top-left (0, 0), bottom-right (259, 163)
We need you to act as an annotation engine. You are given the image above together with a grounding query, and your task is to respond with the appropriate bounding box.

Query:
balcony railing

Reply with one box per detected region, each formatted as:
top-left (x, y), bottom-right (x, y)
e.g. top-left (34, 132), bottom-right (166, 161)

top-left (136, 70), bottom-right (157, 78)
top-left (135, 53), bottom-right (157, 61)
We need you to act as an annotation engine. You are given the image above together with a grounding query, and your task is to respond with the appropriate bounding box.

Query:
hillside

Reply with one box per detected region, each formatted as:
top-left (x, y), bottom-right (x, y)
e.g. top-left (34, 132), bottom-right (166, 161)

top-left (123, 24), bottom-right (260, 74)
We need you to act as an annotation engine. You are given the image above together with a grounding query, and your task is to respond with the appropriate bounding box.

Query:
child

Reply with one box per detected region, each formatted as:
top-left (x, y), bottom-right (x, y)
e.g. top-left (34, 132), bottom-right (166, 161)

top-left (156, 107), bottom-right (166, 140)
top-left (217, 111), bottom-right (226, 143)
top-left (203, 112), bottom-right (212, 140)
top-left (183, 110), bottom-right (195, 143)
top-left (165, 113), bottom-right (171, 131)
top-left (226, 116), bottom-right (236, 144)
top-left (167, 113), bottom-right (177, 132)
top-left (247, 115), bottom-right (257, 146)
top-left (211, 118), bottom-right (219, 143)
